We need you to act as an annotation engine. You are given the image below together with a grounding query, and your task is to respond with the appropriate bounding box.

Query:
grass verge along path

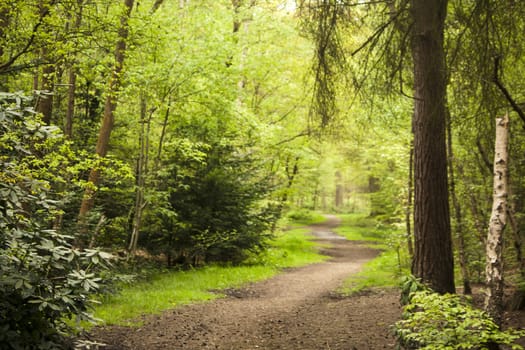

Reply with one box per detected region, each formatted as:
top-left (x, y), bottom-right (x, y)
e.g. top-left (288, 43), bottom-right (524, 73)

top-left (90, 226), bottom-right (328, 327)
top-left (334, 213), bottom-right (409, 295)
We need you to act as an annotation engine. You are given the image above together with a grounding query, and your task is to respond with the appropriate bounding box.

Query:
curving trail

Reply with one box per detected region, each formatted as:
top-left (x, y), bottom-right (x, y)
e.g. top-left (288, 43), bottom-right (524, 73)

top-left (89, 215), bottom-right (401, 349)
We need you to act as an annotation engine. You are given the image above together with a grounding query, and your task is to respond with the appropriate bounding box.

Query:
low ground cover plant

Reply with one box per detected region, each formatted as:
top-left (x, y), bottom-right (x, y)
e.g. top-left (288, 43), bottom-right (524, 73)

top-left (394, 277), bottom-right (524, 350)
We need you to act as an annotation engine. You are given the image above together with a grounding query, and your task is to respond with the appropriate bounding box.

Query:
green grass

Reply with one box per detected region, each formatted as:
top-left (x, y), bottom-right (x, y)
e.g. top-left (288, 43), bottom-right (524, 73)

top-left (339, 249), bottom-right (409, 295)
top-left (92, 265), bottom-right (277, 326)
top-left (283, 209), bottom-right (327, 227)
top-left (334, 213), bottom-right (410, 295)
top-left (89, 226), bottom-right (328, 327)
top-left (334, 213), bottom-right (389, 243)
top-left (254, 227), bottom-right (330, 268)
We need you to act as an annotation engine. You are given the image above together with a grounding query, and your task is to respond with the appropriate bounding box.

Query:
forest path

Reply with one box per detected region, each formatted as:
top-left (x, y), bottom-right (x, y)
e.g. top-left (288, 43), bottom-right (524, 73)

top-left (90, 215), bottom-right (401, 349)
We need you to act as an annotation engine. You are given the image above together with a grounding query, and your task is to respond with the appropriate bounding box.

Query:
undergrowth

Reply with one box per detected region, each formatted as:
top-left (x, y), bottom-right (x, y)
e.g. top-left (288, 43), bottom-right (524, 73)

top-left (394, 276), bottom-right (525, 350)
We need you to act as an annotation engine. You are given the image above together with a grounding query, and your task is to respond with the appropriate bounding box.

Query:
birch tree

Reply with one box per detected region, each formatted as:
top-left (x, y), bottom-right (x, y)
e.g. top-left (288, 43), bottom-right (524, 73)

top-left (484, 113), bottom-right (510, 326)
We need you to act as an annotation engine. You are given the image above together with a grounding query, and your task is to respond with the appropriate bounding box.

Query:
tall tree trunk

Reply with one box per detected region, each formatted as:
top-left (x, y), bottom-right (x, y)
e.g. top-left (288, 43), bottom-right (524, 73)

top-left (405, 139), bottom-right (414, 257)
top-left (446, 111), bottom-right (471, 294)
top-left (77, 0), bottom-right (134, 240)
top-left (484, 113), bottom-right (510, 326)
top-left (335, 170), bottom-right (343, 208)
top-left (0, 4), bottom-right (8, 60)
top-left (65, 0), bottom-right (84, 138)
top-left (0, 4), bottom-right (9, 89)
top-left (231, 0), bottom-right (255, 107)
top-left (36, 0), bottom-right (55, 124)
top-left (410, 0), bottom-right (455, 294)
top-left (129, 96), bottom-right (149, 255)
top-left (65, 66), bottom-right (76, 138)
top-left (271, 156), bottom-right (300, 232)
top-left (154, 100), bottom-right (171, 171)
top-left (36, 52), bottom-right (55, 124)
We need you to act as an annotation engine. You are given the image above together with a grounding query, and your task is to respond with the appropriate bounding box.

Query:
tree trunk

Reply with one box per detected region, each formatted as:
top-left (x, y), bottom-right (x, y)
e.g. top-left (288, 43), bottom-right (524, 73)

top-left (77, 0), bottom-right (134, 239)
top-left (64, 0), bottom-right (84, 138)
top-left (154, 100), bottom-right (171, 171)
top-left (446, 110), bottom-right (471, 294)
top-left (36, 48), bottom-right (55, 124)
top-left (129, 96), bottom-right (149, 255)
top-left (335, 170), bottom-right (343, 208)
top-left (484, 113), bottom-right (510, 326)
top-left (231, 0), bottom-right (254, 108)
top-left (0, 4), bottom-right (8, 60)
top-left (35, 0), bottom-right (55, 124)
top-left (405, 140), bottom-right (414, 257)
top-left (410, 0), bottom-right (455, 294)
top-left (271, 156), bottom-right (300, 232)
top-left (65, 66), bottom-right (76, 138)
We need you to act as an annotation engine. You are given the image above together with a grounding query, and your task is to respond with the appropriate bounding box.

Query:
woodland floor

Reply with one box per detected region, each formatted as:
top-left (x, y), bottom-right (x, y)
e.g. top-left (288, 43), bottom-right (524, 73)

top-left (85, 216), bottom-right (525, 350)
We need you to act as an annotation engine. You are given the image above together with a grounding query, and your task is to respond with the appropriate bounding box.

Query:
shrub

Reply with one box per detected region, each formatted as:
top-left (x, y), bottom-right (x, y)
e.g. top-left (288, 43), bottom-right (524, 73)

top-left (0, 92), bottom-right (113, 349)
top-left (140, 138), bottom-right (274, 266)
top-left (394, 287), bottom-right (525, 350)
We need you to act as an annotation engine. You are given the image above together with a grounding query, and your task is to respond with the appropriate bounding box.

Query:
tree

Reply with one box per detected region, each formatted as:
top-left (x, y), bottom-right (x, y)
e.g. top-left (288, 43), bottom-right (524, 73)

top-left (0, 92), bottom-right (112, 349)
top-left (302, 0), bottom-right (455, 293)
top-left (77, 0), bottom-right (134, 242)
top-left (484, 113), bottom-right (510, 326)
top-left (408, 0), bottom-right (455, 294)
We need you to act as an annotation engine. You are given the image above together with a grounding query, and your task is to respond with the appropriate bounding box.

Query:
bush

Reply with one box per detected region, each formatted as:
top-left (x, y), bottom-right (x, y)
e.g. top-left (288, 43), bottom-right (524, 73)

top-left (140, 138), bottom-right (274, 266)
top-left (394, 286), bottom-right (525, 350)
top-left (0, 92), bottom-right (113, 349)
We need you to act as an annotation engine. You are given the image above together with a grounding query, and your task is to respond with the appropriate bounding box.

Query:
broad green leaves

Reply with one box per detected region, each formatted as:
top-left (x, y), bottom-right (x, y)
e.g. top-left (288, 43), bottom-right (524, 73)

top-left (0, 92), bottom-right (116, 349)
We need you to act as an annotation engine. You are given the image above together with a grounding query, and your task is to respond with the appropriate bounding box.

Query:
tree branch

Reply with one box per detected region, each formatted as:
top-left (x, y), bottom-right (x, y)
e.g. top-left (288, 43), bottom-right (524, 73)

top-left (492, 56), bottom-right (525, 126)
top-left (272, 131), bottom-right (310, 147)
top-left (0, 1), bottom-right (56, 74)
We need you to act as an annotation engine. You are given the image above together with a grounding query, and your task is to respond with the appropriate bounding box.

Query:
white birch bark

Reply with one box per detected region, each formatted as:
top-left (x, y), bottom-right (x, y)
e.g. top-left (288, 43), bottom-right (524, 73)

top-left (484, 113), bottom-right (510, 325)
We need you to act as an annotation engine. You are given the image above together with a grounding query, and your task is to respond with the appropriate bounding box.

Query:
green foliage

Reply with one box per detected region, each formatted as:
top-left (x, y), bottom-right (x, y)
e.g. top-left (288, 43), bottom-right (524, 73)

top-left (394, 279), bottom-right (525, 350)
top-left (0, 93), bottom-right (113, 349)
top-left (141, 136), bottom-right (274, 265)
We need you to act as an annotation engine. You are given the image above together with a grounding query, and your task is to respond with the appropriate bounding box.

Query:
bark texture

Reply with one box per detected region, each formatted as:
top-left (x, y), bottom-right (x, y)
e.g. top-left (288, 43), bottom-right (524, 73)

top-left (406, 141), bottom-right (414, 257)
top-left (410, 0), bottom-right (455, 294)
top-left (484, 113), bottom-right (510, 326)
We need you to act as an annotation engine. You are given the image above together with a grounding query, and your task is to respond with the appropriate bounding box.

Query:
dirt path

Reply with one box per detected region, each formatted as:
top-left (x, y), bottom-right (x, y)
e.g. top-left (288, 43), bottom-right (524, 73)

top-left (88, 215), bottom-right (401, 349)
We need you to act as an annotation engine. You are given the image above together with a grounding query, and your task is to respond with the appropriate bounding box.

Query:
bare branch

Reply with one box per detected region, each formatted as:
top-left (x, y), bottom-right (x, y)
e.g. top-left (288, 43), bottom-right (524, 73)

top-left (272, 131), bottom-right (310, 147)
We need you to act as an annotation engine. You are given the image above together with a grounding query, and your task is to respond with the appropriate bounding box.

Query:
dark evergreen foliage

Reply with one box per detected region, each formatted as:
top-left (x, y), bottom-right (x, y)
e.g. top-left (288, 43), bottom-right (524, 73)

top-left (140, 134), bottom-right (274, 266)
